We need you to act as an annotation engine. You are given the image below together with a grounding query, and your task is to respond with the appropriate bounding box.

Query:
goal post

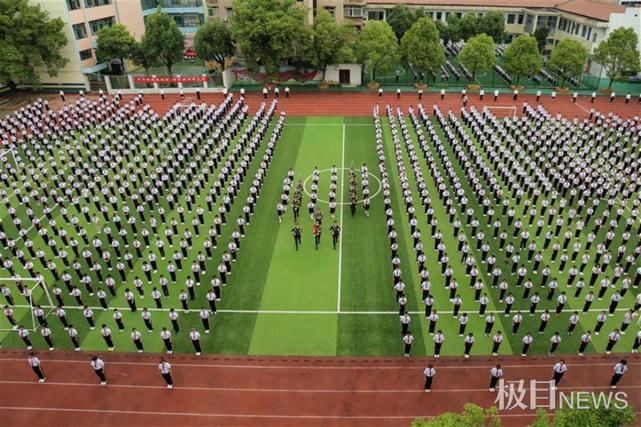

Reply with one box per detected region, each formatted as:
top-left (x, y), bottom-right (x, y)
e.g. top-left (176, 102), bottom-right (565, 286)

top-left (0, 276), bottom-right (53, 332)
top-left (484, 106), bottom-right (518, 119)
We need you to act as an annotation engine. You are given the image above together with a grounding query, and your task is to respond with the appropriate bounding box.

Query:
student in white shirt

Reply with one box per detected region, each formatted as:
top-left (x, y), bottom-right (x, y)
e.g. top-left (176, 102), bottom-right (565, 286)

top-left (552, 360), bottom-right (567, 388)
top-left (489, 364), bottom-right (503, 392)
top-left (90, 355), bottom-right (107, 385)
top-left (610, 360), bottom-right (628, 389)
top-left (158, 358), bottom-right (173, 389)
top-left (190, 328), bottom-right (202, 355)
top-left (28, 353), bottom-right (46, 383)
top-left (423, 363), bottom-right (436, 392)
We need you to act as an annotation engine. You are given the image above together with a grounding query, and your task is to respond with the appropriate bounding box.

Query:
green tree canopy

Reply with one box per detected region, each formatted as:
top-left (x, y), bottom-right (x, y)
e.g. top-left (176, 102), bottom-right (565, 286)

top-left (400, 17), bottom-right (445, 82)
top-left (130, 38), bottom-right (158, 75)
top-left (96, 23), bottom-right (135, 74)
top-left (305, 8), bottom-right (354, 80)
top-left (479, 11), bottom-right (506, 43)
top-left (533, 26), bottom-right (550, 52)
top-left (458, 33), bottom-right (496, 80)
top-left (412, 404), bottom-right (501, 427)
top-left (354, 20), bottom-right (400, 82)
top-left (593, 27), bottom-right (641, 89)
top-left (386, 4), bottom-right (424, 40)
top-left (194, 19), bottom-right (234, 70)
top-left (442, 15), bottom-right (462, 46)
top-left (144, 9), bottom-right (185, 74)
top-left (548, 38), bottom-right (588, 84)
top-left (231, 0), bottom-right (308, 81)
top-left (503, 35), bottom-right (543, 84)
top-left (530, 402), bottom-right (636, 427)
top-left (459, 13), bottom-right (480, 41)
top-left (0, 0), bottom-right (68, 90)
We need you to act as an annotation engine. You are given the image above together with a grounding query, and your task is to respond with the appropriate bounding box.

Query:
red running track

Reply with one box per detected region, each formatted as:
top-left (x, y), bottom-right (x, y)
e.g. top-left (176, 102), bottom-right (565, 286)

top-left (0, 349), bottom-right (639, 426)
top-left (129, 92), bottom-right (640, 119)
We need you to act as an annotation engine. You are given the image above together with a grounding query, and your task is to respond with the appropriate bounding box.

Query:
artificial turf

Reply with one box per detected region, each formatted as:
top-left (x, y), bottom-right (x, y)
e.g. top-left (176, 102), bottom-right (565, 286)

top-left (0, 110), bottom-right (638, 357)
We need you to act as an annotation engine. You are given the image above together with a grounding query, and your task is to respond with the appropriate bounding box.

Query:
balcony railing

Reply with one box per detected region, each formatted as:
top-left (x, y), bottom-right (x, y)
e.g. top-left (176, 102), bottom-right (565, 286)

top-left (141, 0), bottom-right (203, 10)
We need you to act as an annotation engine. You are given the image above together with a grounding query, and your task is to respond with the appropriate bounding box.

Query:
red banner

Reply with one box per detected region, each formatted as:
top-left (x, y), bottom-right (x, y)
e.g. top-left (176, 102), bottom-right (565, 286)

top-left (134, 75), bottom-right (208, 84)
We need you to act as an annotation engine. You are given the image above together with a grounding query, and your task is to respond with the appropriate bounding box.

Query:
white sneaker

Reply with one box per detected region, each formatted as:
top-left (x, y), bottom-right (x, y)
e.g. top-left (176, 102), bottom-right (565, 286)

top-left (167, 384), bottom-right (173, 389)
top-left (101, 381), bottom-right (107, 386)
top-left (39, 378), bottom-right (46, 383)
top-left (196, 352), bottom-right (201, 356)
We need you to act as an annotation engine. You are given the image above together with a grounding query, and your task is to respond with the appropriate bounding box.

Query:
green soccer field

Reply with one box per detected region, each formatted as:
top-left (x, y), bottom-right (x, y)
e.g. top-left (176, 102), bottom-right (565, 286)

top-left (0, 110), bottom-right (638, 357)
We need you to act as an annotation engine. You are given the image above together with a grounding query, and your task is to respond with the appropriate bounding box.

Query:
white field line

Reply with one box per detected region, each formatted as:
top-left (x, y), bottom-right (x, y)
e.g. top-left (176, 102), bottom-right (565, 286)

top-left (5, 406), bottom-right (640, 420)
top-left (0, 358), bottom-right (639, 370)
top-left (5, 304), bottom-right (634, 316)
top-left (337, 124), bottom-right (345, 312)
top-left (0, 380), bottom-right (639, 394)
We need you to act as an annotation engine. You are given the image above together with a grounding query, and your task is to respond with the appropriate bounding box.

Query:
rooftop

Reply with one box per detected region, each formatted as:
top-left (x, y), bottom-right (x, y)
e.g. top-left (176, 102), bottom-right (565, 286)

top-left (366, 0), bottom-right (627, 21)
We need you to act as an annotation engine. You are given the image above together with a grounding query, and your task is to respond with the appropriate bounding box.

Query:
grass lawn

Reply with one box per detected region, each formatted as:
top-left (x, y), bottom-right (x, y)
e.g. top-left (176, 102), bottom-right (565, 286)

top-left (0, 107), bottom-right (638, 357)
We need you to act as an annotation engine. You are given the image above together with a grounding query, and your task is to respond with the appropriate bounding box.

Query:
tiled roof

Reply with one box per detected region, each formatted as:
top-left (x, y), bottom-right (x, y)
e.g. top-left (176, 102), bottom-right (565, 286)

top-left (366, 0), bottom-right (627, 21)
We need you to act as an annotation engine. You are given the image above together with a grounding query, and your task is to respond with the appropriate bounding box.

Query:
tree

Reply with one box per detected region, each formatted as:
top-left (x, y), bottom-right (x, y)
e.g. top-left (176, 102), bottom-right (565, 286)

top-left (354, 20), bottom-right (400, 82)
top-left (96, 24), bottom-right (135, 74)
top-left (400, 17), bottom-right (445, 82)
top-left (386, 4), bottom-right (422, 41)
top-left (479, 11), bottom-right (506, 43)
top-left (412, 404), bottom-right (501, 427)
top-left (529, 403), bottom-right (636, 427)
top-left (503, 35), bottom-right (542, 85)
top-left (548, 38), bottom-right (588, 85)
top-left (458, 33), bottom-right (496, 81)
top-left (593, 27), bottom-right (641, 89)
top-left (0, 0), bottom-right (68, 90)
top-left (459, 13), bottom-right (480, 41)
top-left (533, 26), bottom-right (550, 52)
top-left (305, 8), bottom-right (354, 81)
top-left (143, 9), bottom-right (185, 74)
top-left (194, 19), bottom-right (234, 71)
top-left (231, 0), bottom-right (308, 81)
top-left (130, 38), bottom-right (157, 75)
top-left (443, 15), bottom-right (462, 46)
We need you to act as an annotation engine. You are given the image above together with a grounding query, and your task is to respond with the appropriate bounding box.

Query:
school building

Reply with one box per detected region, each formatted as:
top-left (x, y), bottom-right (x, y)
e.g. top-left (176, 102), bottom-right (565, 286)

top-left (33, 0), bottom-right (640, 91)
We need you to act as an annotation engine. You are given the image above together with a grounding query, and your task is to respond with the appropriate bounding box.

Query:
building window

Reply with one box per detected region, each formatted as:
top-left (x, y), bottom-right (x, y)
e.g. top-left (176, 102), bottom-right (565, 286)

top-left (507, 14), bottom-right (515, 24)
top-left (367, 10), bottom-right (385, 20)
top-left (171, 13), bottom-right (204, 27)
top-left (592, 33), bottom-right (597, 43)
top-left (324, 6), bottom-right (335, 17)
top-left (89, 17), bottom-right (114, 34)
top-left (344, 6), bottom-right (362, 18)
top-left (435, 11), bottom-right (442, 20)
top-left (67, 0), bottom-right (81, 10)
top-left (517, 14), bottom-right (524, 24)
top-left (79, 49), bottom-right (93, 61)
top-left (85, 0), bottom-right (111, 7)
top-left (226, 8), bottom-right (233, 17)
top-left (208, 6), bottom-right (218, 17)
top-left (73, 23), bottom-right (88, 40)
top-left (455, 12), bottom-right (462, 18)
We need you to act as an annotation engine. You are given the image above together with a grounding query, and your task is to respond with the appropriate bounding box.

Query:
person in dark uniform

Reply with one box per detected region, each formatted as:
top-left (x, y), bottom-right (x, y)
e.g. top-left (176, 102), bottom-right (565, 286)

top-left (313, 222), bottom-right (321, 249)
top-left (330, 221), bottom-right (341, 250)
top-left (292, 223), bottom-right (302, 251)
top-left (610, 360), bottom-right (628, 388)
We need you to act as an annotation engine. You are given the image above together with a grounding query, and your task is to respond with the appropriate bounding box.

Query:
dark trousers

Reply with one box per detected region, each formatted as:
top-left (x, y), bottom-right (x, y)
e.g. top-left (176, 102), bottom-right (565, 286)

top-left (610, 373), bottom-right (623, 387)
top-left (489, 375), bottom-right (500, 389)
top-left (434, 343), bottom-right (442, 355)
top-left (208, 299), bottom-right (217, 313)
top-left (71, 336), bottom-right (80, 349)
top-left (134, 339), bottom-right (144, 351)
top-left (492, 341), bottom-right (501, 353)
top-left (164, 339), bottom-right (173, 352)
top-left (162, 372), bottom-right (173, 386)
top-left (553, 372), bottom-right (564, 386)
top-left (171, 320), bottom-right (180, 333)
top-left (464, 342), bottom-right (473, 355)
top-left (103, 335), bottom-right (113, 348)
top-left (578, 341), bottom-right (589, 354)
top-left (94, 368), bottom-right (106, 383)
top-left (424, 376), bottom-right (433, 390)
top-left (144, 319), bottom-right (153, 331)
top-left (404, 343), bottom-right (411, 355)
top-left (192, 339), bottom-right (202, 353)
top-left (32, 365), bottom-right (45, 380)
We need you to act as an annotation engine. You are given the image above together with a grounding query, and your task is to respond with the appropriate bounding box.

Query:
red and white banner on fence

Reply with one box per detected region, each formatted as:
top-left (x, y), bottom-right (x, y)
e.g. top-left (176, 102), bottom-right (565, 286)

top-left (133, 75), bottom-right (208, 84)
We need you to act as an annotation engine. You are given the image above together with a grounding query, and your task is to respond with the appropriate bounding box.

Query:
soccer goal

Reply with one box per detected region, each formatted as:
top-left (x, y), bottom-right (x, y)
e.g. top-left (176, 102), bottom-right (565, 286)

top-left (485, 106), bottom-right (518, 119)
top-left (0, 277), bottom-right (53, 332)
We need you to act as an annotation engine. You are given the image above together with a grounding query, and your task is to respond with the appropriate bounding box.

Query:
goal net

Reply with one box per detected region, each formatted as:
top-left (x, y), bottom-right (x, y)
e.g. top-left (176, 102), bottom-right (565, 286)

top-left (485, 106), bottom-right (518, 119)
top-left (0, 276), bottom-right (53, 332)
